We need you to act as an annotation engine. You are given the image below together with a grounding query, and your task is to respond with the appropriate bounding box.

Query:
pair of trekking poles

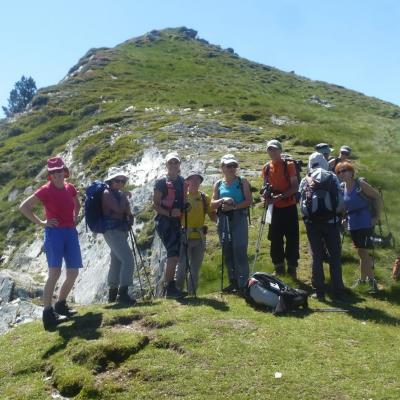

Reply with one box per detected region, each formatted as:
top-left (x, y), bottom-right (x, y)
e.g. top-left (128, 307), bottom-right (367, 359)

top-left (128, 227), bottom-right (155, 300)
top-left (182, 204), bottom-right (197, 298)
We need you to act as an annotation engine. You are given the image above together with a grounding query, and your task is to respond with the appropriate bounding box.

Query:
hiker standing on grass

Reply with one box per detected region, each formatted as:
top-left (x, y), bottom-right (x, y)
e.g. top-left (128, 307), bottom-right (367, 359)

top-left (19, 157), bottom-right (82, 331)
top-left (175, 171), bottom-right (217, 295)
top-left (101, 167), bottom-right (136, 305)
top-left (299, 167), bottom-right (346, 301)
top-left (336, 161), bottom-right (382, 293)
top-left (329, 145), bottom-right (352, 171)
top-left (153, 152), bottom-right (187, 299)
top-left (262, 140), bottom-right (299, 277)
top-left (211, 154), bottom-right (252, 294)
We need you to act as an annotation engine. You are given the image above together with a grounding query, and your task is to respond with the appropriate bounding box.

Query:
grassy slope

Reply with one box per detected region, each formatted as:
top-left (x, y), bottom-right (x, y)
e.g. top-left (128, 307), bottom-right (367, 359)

top-left (0, 27), bottom-right (400, 399)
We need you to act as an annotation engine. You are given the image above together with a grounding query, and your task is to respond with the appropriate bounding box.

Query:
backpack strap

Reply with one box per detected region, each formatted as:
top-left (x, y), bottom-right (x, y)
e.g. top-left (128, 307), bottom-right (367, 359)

top-left (200, 191), bottom-right (208, 216)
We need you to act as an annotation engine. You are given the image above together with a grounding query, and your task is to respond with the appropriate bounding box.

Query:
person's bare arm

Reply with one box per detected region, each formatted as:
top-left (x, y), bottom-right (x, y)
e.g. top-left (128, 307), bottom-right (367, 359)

top-left (19, 195), bottom-right (58, 227)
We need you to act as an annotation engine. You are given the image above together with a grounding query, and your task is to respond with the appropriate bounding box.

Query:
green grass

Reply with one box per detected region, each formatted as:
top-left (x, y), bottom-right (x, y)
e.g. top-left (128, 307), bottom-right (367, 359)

top-left (0, 293), bottom-right (399, 399)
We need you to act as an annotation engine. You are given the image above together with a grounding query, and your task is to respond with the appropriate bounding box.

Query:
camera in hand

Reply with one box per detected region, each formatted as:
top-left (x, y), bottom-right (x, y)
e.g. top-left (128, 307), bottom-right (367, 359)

top-left (260, 183), bottom-right (273, 199)
top-left (369, 232), bottom-right (395, 249)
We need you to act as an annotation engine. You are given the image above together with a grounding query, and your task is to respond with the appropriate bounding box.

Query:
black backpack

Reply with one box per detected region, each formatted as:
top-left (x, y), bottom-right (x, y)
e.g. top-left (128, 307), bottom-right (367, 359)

top-left (84, 180), bottom-right (108, 233)
top-left (245, 272), bottom-right (309, 315)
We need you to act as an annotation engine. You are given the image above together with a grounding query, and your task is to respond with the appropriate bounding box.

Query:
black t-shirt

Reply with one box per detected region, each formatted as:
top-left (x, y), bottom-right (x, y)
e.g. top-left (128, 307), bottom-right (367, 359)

top-left (154, 175), bottom-right (185, 210)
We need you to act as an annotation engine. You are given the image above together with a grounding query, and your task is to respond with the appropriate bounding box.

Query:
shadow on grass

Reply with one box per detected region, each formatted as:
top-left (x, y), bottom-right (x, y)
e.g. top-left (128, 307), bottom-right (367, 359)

top-left (42, 312), bottom-right (103, 359)
top-left (103, 299), bottom-right (160, 310)
top-left (177, 296), bottom-right (230, 312)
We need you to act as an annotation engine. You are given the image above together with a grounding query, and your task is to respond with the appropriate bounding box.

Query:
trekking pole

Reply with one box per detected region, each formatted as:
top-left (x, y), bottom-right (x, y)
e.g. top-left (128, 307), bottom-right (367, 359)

top-left (128, 229), bottom-right (145, 299)
top-left (129, 228), bottom-right (155, 299)
top-left (184, 205), bottom-right (197, 298)
top-left (378, 188), bottom-right (392, 232)
top-left (220, 211), bottom-right (226, 294)
top-left (252, 203), bottom-right (267, 273)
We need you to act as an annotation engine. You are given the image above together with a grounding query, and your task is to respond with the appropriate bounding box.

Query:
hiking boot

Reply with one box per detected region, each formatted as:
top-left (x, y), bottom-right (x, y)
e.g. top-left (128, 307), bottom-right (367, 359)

top-left (117, 286), bottom-right (137, 306)
top-left (367, 277), bottom-right (379, 294)
top-left (54, 300), bottom-right (77, 317)
top-left (165, 281), bottom-right (187, 299)
top-left (274, 263), bottom-right (285, 276)
top-left (287, 265), bottom-right (297, 279)
top-left (42, 307), bottom-right (67, 331)
top-left (351, 278), bottom-right (366, 289)
top-left (222, 281), bottom-right (238, 293)
top-left (311, 292), bottom-right (325, 301)
top-left (108, 287), bottom-right (118, 303)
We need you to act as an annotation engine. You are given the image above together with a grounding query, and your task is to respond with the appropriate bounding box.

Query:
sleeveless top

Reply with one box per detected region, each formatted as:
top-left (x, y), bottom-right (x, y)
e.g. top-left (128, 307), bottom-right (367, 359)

top-left (218, 177), bottom-right (245, 205)
top-left (343, 184), bottom-right (372, 230)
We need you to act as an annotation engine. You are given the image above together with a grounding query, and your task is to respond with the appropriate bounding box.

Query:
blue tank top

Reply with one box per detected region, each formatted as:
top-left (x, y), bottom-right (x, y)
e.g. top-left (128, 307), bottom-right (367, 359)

top-left (218, 177), bottom-right (245, 205)
top-left (343, 184), bottom-right (372, 230)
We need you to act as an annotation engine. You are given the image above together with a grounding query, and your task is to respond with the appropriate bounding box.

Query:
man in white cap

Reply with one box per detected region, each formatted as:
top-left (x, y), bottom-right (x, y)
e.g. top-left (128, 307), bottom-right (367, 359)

top-left (328, 145), bottom-right (352, 171)
top-left (315, 143), bottom-right (333, 161)
top-left (261, 140), bottom-right (299, 277)
top-left (153, 152), bottom-right (187, 298)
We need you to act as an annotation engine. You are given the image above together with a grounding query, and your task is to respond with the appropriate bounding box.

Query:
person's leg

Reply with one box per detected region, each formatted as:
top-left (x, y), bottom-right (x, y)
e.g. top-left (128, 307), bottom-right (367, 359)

top-left (175, 239), bottom-right (187, 291)
top-left (43, 268), bottom-right (62, 308)
top-left (358, 248), bottom-right (374, 280)
top-left (187, 239), bottom-right (205, 294)
top-left (218, 214), bottom-right (236, 287)
top-left (58, 268), bottom-right (79, 301)
top-left (324, 224), bottom-right (345, 295)
top-left (283, 205), bottom-right (300, 274)
top-left (268, 207), bottom-right (285, 273)
top-left (306, 223), bottom-right (325, 297)
top-left (231, 212), bottom-right (249, 289)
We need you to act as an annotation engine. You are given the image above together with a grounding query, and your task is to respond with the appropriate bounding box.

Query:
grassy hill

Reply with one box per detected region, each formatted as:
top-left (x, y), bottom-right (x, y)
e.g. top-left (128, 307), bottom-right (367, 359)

top-left (1, 27), bottom-right (400, 398)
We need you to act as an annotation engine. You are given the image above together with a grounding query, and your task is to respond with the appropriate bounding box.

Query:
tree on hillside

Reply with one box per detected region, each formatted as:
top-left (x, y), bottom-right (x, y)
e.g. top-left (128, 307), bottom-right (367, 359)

top-left (2, 76), bottom-right (37, 117)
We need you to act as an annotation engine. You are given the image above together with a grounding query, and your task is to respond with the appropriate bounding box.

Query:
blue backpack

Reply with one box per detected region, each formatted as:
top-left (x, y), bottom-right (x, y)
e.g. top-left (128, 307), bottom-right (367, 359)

top-left (84, 180), bottom-right (108, 233)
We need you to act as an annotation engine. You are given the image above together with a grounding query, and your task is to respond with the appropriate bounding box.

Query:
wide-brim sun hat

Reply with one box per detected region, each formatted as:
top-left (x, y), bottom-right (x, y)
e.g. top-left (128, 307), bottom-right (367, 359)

top-left (220, 154), bottom-right (238, 166)
top-left (186, 170), bottom-right (204, 182)
top-left (266, 139), bottom-right (282, 151)
top-left (104, 167), bottom-right (129, 183)
top-left (165, 152), bottom-right (181, 163)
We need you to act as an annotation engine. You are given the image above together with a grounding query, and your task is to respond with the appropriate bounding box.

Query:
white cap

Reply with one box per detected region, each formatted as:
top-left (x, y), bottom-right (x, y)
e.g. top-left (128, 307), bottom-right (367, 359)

top-left (308, 152), bottom-right (329, 171)
top-left (105, 167), bottom-right (129, 182)
top-left (220, 154), bottom-right (238, 165)
top-left (165, 152), bottom-right (181, 163)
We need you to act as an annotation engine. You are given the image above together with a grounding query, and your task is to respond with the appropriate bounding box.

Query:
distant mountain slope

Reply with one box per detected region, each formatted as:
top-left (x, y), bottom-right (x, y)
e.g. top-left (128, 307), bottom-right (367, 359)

top-left (0, 26), bottom-right (399, 257)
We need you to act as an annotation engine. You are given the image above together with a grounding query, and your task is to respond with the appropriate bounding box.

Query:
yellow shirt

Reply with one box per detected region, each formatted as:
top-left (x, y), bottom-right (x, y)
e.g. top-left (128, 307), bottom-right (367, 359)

top-left (181, 192), bottom-right (215, 239)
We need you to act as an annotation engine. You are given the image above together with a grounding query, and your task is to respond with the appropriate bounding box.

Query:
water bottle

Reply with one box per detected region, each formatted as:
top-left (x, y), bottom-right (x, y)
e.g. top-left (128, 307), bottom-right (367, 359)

top-left (266, 204), bottom-right (274, 224)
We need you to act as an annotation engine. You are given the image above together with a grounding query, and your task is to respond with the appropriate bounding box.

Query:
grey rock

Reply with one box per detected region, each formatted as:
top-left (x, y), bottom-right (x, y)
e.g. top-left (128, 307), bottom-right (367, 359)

top-left (0, 275), bottom-right (14, 303)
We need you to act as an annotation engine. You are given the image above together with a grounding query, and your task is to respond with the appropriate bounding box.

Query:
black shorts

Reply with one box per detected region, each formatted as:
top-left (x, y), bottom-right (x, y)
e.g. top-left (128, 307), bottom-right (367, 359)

top-left (155, 215), bottom-right (181, 257)
top-left (350, 228), bottom-right (373, 249)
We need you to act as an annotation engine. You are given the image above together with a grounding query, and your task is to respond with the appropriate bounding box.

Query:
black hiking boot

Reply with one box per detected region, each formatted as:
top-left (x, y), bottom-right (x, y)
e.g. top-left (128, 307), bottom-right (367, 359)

top-left (54, 300), bottom-right (77, 317)
top-left (117, 286), bottom-right (137, 306)
top-left (42, 307), bottom-right (67, 331)
top-left (222, 281), bottom-right (238, 293)
top-left (108, 287), bottom-right (118, 303)
top-left (274, 263), bottom-right (285, 276)
top-left (165, 281), bottom-right (187, 299)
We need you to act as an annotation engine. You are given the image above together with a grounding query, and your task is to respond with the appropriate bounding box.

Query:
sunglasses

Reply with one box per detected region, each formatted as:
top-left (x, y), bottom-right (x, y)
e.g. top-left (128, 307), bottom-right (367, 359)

top-left (49, 168), bottom-right (64, 175)
top-left (167, 160), bottom-right (180, 165)
top-left (337, 169), bottom-right (349, 175)
top-left (225, 164), bottom-right (238, 169)
top-left (113, 178), bottom-right (127, 184)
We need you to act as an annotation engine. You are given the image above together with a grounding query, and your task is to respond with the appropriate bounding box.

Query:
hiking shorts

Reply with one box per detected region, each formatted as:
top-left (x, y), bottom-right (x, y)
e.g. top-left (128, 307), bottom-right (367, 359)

top-left (155, 215), bottom-right (181, 257)
top-left (44, 227), bottom-right (83, 268)
top-left (350, 228), bottom-right (373, 249)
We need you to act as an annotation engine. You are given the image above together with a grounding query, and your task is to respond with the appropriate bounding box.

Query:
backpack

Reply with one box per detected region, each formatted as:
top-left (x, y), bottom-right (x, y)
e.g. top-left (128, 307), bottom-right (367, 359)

top-left (245, 272), bottom-right (309, 315)
top-left (159, 176), bottom-right (185, 210)
top-left (263, 155), bottom-right (303, 201)
top-left (84, 180), bottom-right (108, 233)
top-left (300, 169), bottom-right (342, 222)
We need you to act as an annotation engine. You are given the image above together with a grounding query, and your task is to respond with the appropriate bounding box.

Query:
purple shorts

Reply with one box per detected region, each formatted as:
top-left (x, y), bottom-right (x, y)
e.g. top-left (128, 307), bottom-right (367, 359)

top-left (44, 227), bottom-right (82, 268)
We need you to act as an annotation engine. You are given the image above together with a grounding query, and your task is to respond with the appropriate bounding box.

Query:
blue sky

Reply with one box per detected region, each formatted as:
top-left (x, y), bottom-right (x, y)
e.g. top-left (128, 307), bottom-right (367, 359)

top-left (1, 0), bottom-right (399, 117)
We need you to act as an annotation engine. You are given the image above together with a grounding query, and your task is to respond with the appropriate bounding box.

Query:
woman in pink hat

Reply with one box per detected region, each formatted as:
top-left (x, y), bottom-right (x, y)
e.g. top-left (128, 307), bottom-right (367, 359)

top-left (19, 156), bottom-right (82, 331)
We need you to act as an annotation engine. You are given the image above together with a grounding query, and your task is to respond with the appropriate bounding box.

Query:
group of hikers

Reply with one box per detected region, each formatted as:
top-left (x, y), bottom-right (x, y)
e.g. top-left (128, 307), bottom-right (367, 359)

top-left (19, 139), bottom-right (383, 330)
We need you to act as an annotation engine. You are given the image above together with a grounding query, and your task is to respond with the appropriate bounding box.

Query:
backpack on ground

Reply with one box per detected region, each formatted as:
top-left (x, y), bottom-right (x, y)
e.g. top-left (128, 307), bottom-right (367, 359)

top-left (300, 169), bottom-right (343, 222)
top-left (245, 272), bottom-right (309, 315)
top-left (84, 180), bottom-right (108, 233)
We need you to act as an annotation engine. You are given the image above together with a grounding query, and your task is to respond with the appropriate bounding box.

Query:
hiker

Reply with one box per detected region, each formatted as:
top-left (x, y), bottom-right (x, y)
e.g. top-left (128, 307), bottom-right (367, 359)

top-left (315, 143), bottom-right (333, 161)
top-left (101, 167), bottom-right (136, 305)
top-left (175, 171), bottom-right (217, 295)
top-left (211, 154), bottom-right (252, 294)
top-left (336, 161), bottom-right (382, 292)
top-left (153, 152), bottom-right (186, 298)
top-left (329, 145), bottom-right (352, 171)
top-left (299, 167), bottom-right (346, 300)
top-left (308, 152), bottom-right (329, 172)
top-left (261, 140), bottom-right (299, 277)
top-left (19, 157), bottom-right (82, 331)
